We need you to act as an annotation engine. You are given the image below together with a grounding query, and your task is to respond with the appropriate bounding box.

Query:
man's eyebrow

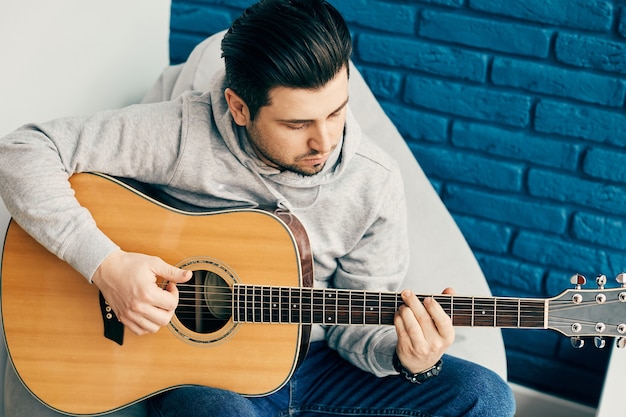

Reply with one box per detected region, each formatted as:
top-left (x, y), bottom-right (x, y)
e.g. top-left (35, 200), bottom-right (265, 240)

top-left (278, 97), bottom-right (349, 123)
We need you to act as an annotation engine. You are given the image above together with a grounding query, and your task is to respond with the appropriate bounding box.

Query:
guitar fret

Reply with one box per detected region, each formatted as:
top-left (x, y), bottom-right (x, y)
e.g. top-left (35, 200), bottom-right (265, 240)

top-left (260, 286), bottom-right (267, 323)
top-left (450, 295), bottom-right (454, 323)
top-left (496, 299), bottom-right (519, 327)
top-left (493, 298), bottom-right (497, 327)
top-left (291, 288), bottom-right (300, 323)
top-left (381, 293), bottom-right (396, 325)
top-left (313, 288), bottom-right (324, 324)
top-left (271, 287), bottom-right (279, 323)
top-left (301, 288), bottom-right (312, 324)
top-left (281, 287), bottom-right (290, 323)
top-left (337, 290), bottom-right (350, 325)
top-left (365, 292), bottom-right (378, 325)
top-left (253, 287), bottom-right (263, 323)
top-left (233, 285), bottom-right (239, 322)
top-left (324, 289), bottom-right (336, 324)
top-left (378, 293), bottom-right (383, 325)
top-left (350, 291), bottom-right (365, 324)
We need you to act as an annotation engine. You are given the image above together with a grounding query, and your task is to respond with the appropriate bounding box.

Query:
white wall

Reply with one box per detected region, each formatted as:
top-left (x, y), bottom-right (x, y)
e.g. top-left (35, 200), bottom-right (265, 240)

top-left (0, 4), bottom-right (169, 411)
top-left (0, 0), bottom-right (170, 252)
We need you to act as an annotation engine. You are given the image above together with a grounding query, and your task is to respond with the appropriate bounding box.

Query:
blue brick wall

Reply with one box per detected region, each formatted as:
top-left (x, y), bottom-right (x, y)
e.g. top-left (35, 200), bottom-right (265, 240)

top-left (169, 0), bottom-right (626, 407)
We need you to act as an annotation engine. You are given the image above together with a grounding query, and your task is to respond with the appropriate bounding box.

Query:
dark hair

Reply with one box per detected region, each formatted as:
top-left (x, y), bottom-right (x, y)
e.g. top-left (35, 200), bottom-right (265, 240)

top-left (221, 0), bottom-right (352, 120)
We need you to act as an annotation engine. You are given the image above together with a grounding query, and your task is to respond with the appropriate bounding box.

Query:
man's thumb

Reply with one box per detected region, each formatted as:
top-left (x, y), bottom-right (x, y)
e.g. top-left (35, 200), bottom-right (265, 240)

top-left (159, 262), bottom-right (192, 283)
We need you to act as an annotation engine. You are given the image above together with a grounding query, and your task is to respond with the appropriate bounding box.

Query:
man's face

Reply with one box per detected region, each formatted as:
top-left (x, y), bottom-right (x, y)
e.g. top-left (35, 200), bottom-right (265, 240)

top-left (227, 66), bottom-right (349, 176)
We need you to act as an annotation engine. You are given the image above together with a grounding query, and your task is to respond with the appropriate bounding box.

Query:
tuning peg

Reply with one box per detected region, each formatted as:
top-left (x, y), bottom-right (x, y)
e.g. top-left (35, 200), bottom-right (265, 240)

top-left (617, 338), bottom-right (626, 349)
top-left (571, 336), bottom-right (585, 349)
top-left (617, 273), bottom-right (626, 288)
top-left (596, 274), bottom-right (607, 289)
top-left (594, 336), bottom-right (606, 349)
top-left (570, 274), bottom-right (586, 289)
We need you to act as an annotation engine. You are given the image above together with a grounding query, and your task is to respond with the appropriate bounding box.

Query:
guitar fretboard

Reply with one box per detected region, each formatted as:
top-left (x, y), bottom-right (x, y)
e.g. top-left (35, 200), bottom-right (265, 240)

top-left (232, 285), bottom-right (546, 328)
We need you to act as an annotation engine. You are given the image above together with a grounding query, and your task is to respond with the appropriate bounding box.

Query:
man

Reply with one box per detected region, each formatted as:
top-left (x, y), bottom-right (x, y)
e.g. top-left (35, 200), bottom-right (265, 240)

top-left (0, 1), bottom-right (515, 416)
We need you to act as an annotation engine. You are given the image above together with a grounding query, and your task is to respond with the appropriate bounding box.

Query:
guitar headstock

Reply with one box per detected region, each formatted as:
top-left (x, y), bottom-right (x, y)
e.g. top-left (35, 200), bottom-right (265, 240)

top-left (548, 273), bottom-right (626, 349)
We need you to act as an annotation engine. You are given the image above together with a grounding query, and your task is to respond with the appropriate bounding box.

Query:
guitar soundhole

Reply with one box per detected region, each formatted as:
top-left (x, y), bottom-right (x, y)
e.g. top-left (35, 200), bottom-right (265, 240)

top-left (176, 270), bottom-right (233, 334)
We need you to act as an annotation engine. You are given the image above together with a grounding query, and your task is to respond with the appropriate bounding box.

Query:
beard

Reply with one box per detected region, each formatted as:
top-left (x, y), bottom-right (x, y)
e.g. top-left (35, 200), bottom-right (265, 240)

top-left (246, 124), bottom-right (329, 177)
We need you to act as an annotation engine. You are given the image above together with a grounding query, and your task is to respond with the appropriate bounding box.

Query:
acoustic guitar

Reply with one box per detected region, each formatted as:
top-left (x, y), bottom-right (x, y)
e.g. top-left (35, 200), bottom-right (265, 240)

top-left (2, 172), bottom-right (625, 416)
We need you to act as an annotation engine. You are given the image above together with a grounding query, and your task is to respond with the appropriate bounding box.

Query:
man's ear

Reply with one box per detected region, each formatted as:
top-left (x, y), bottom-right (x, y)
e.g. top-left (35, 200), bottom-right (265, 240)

top-left (224, 88), bottom-right (250, 126)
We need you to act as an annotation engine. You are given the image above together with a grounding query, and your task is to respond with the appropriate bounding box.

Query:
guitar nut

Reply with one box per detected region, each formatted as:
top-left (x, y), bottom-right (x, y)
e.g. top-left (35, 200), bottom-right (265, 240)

top-left (595, 322), bottom-right (606, 333)
top-left (618, 324), bottom-right (626, 334)
top-left (620, 292), bottom-right (626, 302)
top-left (596, 294), bottom-right (606, 304)
top-left (572, 294), bottom-right (583, 304)
top-left (571, 323), bottom-right (582, 333)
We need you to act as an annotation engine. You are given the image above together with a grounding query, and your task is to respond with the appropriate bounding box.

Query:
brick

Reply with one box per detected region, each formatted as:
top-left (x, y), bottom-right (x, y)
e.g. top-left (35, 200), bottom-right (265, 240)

top-left (505, 349), bottom-right (605, 406)
top-left (474, 253), bottom-right (545, 294)
top-left (528, 168), bottom-right (626, 215)
top-left (380, 103), bottom-right (449, 143)
top-left (187, 0), bottom-right (255, 8)
top-left (410, 145), bottom-right (524, 191)
top-left (535, 100), bottom-right (626, 146)
top-left (359, 67), bottom-right (402, 100)
top-left (545, 268), bottom-right (626, 295)
top-left (502, 329), bottom-right (561, 356)
top-left (430, 178), bottom-right (444, 195)
top-left (404, 77), bottom-right (531, 127)
top-left (545, 270), bottom-right (584, 298)
top-left (169, 33), bottom-right (214, 65)
top-left (452, 121), bottom-right (582, 170)
top-left (444, 185), bottom-right (568, 233)
top-left (512, 231), bottom-right (610, 273)
top-left (582, 147), bottom-right (626, 182)
top-left (555, 32), bottom-right (626, 75)
top-left (492, 57), bottom-right (626, 107)
top-left (453, 215), bottom-right (512, 254)
top-left (332, 0), bottom-right (418, 35)
top-left (419, 10), bottom-right (551, 58)
top-left (572, 212), bottom-right (626, 251)
top-left (170, 3), bottom-right (234, 34)
top-left (470, 0), bottom-right (614, 32)
top-left (606, 249), bottom-right (626, 275)
top-left (358, 34), bottom-right (488, 82)
top-left (418, 0), bottom-right (463, 6)
top-left (556, 335), bottom-right (611, 370)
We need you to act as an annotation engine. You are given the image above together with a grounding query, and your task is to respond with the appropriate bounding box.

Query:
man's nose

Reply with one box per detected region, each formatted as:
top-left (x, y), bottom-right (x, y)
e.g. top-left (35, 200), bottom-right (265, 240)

top-left (308, 123), bottom-right (333, 154)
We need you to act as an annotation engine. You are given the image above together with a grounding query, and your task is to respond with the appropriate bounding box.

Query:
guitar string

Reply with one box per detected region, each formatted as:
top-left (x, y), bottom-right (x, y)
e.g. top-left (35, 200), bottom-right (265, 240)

top-left (169, 284), bottom-right (555, 325)
top-left (169, 284), bottom-right (620, 325)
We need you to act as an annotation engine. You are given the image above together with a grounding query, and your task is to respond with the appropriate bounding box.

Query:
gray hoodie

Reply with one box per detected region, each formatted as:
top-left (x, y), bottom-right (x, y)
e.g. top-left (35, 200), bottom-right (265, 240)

top-left (0, 70), bottom-right (409, 377)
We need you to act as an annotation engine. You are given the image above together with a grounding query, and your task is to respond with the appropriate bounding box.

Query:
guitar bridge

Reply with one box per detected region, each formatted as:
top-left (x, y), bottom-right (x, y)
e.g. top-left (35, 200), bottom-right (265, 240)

top-left (99, 292), bottom-right (124, 345)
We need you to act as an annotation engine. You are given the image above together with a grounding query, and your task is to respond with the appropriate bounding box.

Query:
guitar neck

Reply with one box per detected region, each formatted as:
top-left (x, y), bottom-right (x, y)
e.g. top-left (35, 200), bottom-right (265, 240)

top-left (232, 285), bottom-right (546, 329)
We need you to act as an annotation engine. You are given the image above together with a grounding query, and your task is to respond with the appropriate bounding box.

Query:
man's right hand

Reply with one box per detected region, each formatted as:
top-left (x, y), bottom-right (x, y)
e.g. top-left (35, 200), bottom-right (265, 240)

top-left (92, 250), bottom-right (193, 335)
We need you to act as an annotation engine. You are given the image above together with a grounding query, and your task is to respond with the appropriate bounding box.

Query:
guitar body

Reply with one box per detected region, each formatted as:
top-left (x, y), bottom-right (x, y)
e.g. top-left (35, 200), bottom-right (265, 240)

top-left (1, 173), bottom-right (313, 415)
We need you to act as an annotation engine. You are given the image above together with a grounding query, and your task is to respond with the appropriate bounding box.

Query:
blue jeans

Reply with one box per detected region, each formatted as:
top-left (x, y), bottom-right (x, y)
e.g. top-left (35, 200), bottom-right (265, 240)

top-left (148, 342), bottom-right (515, 417)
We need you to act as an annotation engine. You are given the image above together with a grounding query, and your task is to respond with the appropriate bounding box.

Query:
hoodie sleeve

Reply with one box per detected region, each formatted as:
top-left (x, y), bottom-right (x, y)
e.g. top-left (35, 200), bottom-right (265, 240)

top-left (0, 99), bottom-right (187, 280)
top-left (325, 164), bottom-right (409, 377)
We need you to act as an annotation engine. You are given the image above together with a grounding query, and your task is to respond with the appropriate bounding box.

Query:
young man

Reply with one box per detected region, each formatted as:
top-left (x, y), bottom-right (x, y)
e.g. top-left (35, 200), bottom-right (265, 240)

top-left (0, 1), bottom-right (515, 416)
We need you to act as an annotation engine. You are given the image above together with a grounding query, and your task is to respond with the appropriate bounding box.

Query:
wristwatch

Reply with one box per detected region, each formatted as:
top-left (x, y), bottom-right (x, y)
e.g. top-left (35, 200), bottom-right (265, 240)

top-left (392, 352), bottom-right (443, 384)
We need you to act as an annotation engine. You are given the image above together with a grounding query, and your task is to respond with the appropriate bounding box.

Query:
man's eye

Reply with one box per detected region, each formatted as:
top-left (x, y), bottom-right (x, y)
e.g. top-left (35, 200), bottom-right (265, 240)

top-left (286, 123), bottom-right (306, 130)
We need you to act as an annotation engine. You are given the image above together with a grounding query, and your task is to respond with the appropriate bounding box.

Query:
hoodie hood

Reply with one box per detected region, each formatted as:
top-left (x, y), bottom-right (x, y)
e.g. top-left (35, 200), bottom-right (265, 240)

top-left (209, 69), bottom-right (362, 191)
